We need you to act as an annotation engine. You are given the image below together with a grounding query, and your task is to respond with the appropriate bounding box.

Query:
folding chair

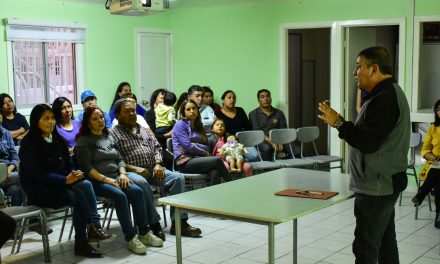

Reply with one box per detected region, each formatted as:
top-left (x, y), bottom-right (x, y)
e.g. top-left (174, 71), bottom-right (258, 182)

top-left (268, 128), bottom-right (316, 169)
top-left (1, 206), bottom-right (51, 262)
top-left (166, 138), bottom-right (208, 190)
top-left (235, 130), bottom-right (282, 174)
top-left (296, 126), bottom-right (343, 171)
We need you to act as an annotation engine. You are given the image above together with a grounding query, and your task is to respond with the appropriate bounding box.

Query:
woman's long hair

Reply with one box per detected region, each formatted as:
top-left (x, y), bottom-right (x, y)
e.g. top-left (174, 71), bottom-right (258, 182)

top-left (26, 104), bottom-right (69, 168)
top-left (149, 88), bottom-right (168, 110)
top-left (110, 82), bottom-right (131, 111)
top-left (76, 106), bottom-right (109, 140)
top-left (179, 99), bottom-right (206, 144)
top-left (52, 97), bottom-right (75, 124)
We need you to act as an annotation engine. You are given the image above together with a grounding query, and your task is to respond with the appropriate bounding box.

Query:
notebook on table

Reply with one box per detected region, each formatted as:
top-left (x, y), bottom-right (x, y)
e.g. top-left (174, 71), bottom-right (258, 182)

top-left (275, 188), bottom-right (339, 200)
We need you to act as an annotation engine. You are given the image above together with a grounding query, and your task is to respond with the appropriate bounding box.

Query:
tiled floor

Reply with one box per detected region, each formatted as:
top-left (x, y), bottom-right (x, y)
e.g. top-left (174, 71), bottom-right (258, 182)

top-left (1, 190), bottom-right (440, 264)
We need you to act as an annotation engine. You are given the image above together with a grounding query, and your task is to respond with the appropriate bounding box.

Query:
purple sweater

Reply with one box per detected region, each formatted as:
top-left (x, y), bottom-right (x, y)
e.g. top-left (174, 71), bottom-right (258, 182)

top-left (56, 120), bottom-right (81, 148)
top-left (172, 119), bottom-right (209, 162)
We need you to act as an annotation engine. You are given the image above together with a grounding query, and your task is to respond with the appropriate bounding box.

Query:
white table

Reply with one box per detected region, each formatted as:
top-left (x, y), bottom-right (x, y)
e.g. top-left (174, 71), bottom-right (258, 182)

top-left (159, 168), bottom-right (353, 264)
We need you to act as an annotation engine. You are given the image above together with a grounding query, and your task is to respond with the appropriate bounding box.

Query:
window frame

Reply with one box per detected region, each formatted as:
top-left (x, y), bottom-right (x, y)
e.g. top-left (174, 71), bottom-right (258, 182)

top-left (5, 19), bottom-right (86, 115)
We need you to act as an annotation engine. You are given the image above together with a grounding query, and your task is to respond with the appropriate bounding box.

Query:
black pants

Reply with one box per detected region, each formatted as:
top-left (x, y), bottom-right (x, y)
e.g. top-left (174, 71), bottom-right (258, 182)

top-left (178, 156), bottom-right (231, 185)
top-left (419, 168), bottom-right (440, 210)
top-left (353, 191), bottom-right (400, 264)
top-left (0, 211), bottom-right (16, 248)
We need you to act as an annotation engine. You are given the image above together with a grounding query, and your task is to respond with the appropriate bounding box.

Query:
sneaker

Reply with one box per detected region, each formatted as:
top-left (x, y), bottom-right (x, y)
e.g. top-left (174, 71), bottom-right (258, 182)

top-left (138, 231), bottom-right (163, 247)
top-left (127, 235), bottom-right (147, 255)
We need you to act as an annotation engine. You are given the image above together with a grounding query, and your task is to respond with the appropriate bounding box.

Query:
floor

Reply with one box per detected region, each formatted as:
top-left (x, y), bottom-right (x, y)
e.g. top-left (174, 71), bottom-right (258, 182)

top-left (1, 190), bottom-right (440, 264)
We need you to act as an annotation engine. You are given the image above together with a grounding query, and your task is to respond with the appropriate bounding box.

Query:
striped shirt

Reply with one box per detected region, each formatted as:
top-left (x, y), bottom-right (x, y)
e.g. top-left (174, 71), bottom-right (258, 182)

top-left (109, 123), bottom-right (162, 168)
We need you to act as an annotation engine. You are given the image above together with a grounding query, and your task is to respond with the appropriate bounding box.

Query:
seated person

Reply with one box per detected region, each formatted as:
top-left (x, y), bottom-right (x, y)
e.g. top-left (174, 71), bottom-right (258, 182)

top-left (110, 98), bottom-right (201, 239)
top-left (111, 93), bottom-right (150, 129)
top-left (187, 85), bottom-right (216, 127)
top-left (52, 97), bottom-right (81, 154)
top-left (0, 112), bottom-right (23, 206)
top-left (109, 82), bottom-right (147, 122)
top-left (0, 210), bottom-right (15, 248)
top-left (218, 135), bottom-right (248, 173)
top-left (155, 91), bottom-right (177, 135)
top-left (208, 119), bottom-right (252, 176)
top-left (249, 89), bottom-right (298, 161)
top-left (76, 90), bottom-right (112, 128)
top-left (19, 104), bottom-right (113, 257)
top-left (202, 86), bottom-right (221, 113)
top-left (0, 93), bottom-right (29, 145)
top-left (75, 106), bottom-right (163, 255)
top-left (173, 100), bottom-right (231, 185)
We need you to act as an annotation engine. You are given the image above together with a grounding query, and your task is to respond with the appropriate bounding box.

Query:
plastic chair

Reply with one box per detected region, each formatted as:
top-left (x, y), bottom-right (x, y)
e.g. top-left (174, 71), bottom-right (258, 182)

top-left (1, 205), bottom-right (51, 262)
top-left (235, 130), bottom-right (283, 173)
top-left (268, 128), bottom-right (316, 169)
top-left (296, 126), bottom-right (343, 171)
top-left (166, 138), bottom-right (208, 190)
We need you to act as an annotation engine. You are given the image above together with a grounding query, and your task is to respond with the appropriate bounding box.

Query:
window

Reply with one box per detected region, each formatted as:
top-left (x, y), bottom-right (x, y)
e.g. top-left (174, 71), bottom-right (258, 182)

top-left (6, 19), bottom-right (85, 108)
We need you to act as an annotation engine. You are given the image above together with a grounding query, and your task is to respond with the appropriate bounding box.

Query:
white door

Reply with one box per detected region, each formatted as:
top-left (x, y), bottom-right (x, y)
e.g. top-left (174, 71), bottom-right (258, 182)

top-left (136, 31), bottom-right (172, 109)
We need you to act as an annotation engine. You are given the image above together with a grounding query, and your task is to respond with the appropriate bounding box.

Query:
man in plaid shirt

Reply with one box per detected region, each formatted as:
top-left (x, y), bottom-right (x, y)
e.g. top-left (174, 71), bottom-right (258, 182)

top-left (110, 98), bottom-right (202, 240)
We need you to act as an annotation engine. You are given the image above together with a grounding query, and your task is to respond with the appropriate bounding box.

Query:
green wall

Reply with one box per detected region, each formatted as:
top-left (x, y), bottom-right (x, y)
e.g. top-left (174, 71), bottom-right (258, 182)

top-left (0, 0), bottom-right (171, 110)
top-left (1, 0), bottom-right (440, 113)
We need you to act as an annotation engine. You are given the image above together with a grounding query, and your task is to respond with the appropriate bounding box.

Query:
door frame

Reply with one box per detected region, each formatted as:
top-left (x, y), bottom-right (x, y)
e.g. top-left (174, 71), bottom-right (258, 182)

top-left (279, 21), bottom-right (333, 122)
top-left (135, 28), bottom-right (173, 106)
top-left (280, 18), bottom-right (405, 158)
top-left (329, 18), bottom-right (407, 161)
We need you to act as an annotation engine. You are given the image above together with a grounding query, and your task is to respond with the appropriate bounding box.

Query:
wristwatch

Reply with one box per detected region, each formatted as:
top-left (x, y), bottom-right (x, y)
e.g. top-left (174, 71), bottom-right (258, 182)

top-left (334, 119), bottom-right (344, 130)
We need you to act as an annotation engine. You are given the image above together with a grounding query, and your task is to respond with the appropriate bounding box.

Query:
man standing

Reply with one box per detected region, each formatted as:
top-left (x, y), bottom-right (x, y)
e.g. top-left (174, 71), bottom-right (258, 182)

top-left (318, 46), bottom-right (410, 264)
top-left (187, 85), bottom-right (216, 127)
top-left (110, 98), bottom-right (202, 239)
top-left (249, 89), bottom-right (294, 161)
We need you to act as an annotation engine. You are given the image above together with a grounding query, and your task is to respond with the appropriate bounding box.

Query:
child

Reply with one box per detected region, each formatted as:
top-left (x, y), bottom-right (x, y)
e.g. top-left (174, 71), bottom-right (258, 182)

top-left (209, 119), bottom-right (253, 176)
top-left (155, 91), bottom-right (177, 134)
top-left (218, 135), bottom-right (248, 172)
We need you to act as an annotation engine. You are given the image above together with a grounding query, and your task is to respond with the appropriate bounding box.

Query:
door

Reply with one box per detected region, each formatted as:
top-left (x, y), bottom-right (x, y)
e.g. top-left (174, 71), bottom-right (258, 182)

top-left (136, 32), bottom-right (172, 109)
top-left (343, 25), bottom-right (399, 169)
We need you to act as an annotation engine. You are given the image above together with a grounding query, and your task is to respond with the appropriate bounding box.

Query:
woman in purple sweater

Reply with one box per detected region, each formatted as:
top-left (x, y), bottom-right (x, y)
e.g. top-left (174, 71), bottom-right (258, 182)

top-left (52, 97), bottom-right (81, 154)
top-left (172, 100), bottom-right (231, 185)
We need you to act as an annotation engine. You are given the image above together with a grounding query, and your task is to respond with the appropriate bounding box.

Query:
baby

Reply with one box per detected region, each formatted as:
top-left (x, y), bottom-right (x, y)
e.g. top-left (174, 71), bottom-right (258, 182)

top-left (218, 135), bottom-right (248, 173)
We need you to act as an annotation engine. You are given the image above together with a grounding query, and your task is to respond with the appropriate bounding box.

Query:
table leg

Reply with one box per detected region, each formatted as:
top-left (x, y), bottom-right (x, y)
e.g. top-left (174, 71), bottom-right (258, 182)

top-left (293, 219), bottom-right (297, 264)
top-left (268, 222), bottom-right (275, 264)
top-left (175, 208), bottom-right (182, 264)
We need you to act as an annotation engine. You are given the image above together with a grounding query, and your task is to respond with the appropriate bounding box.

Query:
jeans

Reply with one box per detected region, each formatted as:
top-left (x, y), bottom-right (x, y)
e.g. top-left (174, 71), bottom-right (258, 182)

top-left (147, 169), bottom-right (188, 221)
top-left (91, 177), bottom-right (149, 241)
top-left (67, 180), bottom-right (96, 241)
top-left (126, 172), bottom-right (161, 225)
top-left (71, 180), bottom-right (100, 225)
top-left (0, 172), bottom-right (24, 206)
top-left (178, 156), bottom-right (231, 185)
top-left (353, 192), bottom-right (400, 264)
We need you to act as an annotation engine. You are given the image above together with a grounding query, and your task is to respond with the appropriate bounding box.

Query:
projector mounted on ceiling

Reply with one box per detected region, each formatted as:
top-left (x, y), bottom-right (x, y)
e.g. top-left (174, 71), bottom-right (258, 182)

top-left (108, 0), bottom-right (168, 16)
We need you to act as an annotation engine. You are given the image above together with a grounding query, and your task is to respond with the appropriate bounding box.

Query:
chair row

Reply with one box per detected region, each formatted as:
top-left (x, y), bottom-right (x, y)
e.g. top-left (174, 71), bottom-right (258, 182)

top-left (236, 127), bottom-right (344, 173)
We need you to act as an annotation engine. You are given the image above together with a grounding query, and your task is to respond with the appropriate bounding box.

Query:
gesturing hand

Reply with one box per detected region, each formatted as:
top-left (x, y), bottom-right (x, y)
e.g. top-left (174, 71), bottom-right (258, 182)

top-left (317, 101), bottom-right (343, 127)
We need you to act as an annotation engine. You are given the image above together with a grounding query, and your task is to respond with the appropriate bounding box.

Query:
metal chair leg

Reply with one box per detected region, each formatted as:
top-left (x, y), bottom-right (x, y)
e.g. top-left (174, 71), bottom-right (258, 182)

top-left (40, 211), bottom-right (51, 263)
top-left (58, 208), bottom-right (70, 242)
